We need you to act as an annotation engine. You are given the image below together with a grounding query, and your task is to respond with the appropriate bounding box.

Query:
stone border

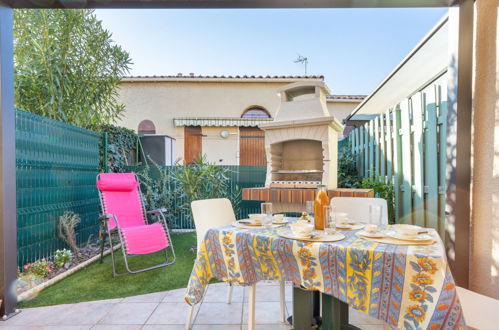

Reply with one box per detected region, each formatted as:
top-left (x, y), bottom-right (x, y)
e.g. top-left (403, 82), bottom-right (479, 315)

top-left (17, 245), bottom-right (121, 302)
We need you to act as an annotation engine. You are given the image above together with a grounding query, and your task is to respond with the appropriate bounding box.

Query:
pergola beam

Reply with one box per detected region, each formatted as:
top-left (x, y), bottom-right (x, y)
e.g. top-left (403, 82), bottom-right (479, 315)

top-left (0, 0), bottom-right (457, 9)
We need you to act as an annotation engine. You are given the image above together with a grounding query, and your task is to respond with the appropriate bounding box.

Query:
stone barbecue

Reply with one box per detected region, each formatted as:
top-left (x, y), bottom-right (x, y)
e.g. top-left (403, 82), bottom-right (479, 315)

top-left (259, 81), bottom-right (343, 189)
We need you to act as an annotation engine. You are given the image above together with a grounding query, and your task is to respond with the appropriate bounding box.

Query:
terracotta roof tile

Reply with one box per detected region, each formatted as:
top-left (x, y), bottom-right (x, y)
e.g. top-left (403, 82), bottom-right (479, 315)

top-left (124, 74), bottom-right (325, 80)
top-left (326, 94), bottom-right (367, 100)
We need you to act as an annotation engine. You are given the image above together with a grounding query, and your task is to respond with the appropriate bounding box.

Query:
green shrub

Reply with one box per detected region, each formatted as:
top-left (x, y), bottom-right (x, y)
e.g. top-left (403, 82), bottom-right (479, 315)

top-left (23, 259), bottom-right (53, 278)
top-left (337, 145), bottom-right (362, 188)
top-left (98, 124), bottom-right (138, 173)
top-left (54, 249), bottom-right (73, 268)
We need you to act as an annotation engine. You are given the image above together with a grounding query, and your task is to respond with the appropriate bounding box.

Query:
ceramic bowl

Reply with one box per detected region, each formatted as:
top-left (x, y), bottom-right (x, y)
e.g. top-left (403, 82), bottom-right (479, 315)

top-left (248, 214), bottom-right (264, 224)
top-left (290, 223), bottom-right (314, 237)
top-left (273, 214), bottom-right (285, 222)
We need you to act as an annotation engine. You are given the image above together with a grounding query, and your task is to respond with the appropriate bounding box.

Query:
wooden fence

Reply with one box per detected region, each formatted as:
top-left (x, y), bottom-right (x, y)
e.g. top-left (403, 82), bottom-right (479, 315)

top-left (349, 75), bottom-right (447, 237)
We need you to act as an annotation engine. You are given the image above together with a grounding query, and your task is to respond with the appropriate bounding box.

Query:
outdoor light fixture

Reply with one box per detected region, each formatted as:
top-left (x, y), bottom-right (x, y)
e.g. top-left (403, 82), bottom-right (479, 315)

top-left (220, 130), bottom-right (238, 139)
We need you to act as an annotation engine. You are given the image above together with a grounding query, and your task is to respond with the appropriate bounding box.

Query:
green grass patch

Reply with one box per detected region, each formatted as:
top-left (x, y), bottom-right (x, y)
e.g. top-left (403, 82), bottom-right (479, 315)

top-left (19, 232), bottom-right (196, 308)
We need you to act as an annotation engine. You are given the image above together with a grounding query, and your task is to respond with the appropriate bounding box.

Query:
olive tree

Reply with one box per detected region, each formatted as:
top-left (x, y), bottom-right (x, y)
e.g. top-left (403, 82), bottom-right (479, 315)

top-left (14, 9), bottom-right (131, 128)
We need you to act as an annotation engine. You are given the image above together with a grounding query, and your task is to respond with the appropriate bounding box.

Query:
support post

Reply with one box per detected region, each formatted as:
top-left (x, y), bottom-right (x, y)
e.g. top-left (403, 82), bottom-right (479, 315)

top-left (446, 0), bottom-right (474, 288)
top-left (0, 4), bottom-right (17, 318)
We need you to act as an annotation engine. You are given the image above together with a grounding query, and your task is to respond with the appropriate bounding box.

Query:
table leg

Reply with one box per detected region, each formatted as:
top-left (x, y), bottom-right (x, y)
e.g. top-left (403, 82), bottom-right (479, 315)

top-left (292, 287), bottom-right (314, 330)
top-left (248, 283), bottom-right (256, 330)
top-left (321, 293), bottom-right (361, 330)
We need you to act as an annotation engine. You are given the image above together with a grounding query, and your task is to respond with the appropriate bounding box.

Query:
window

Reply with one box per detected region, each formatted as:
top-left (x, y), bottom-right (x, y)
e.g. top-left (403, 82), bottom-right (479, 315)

top-left (241, 107), bottom-right (271, 119)
top-left (138, 120), bottom-right (156, 135)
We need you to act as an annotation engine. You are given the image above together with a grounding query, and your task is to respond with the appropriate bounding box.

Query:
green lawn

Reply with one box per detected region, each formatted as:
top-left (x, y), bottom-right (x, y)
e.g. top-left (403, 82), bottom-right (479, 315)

top-left (19, 232), bottom-right (197, 308)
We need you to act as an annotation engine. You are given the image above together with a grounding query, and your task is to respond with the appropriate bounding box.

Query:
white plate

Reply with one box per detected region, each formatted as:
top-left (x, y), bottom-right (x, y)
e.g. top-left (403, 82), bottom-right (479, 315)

top-left (336, 223), bottom-right (364, 230)
top-left (232, 221), bottom-right (280, 229)
top-left (277, 229), bottom-right (345, 242)
top-left (357, 230), bottom-right (385, 238)
top-left (272, 219), bottom-right (289, 225)
top-left (385, 231), bottom-right (433, 242)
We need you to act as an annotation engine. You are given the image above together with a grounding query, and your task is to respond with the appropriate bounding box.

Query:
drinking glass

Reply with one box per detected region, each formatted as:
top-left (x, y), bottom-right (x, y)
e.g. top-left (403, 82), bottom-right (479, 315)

top-left (324, 205), bottom-right (335, 235)
top-left (369, 204), bottom-right (382, 225)
top-left (305, 200), bottom-right (314, 223)
top-left (261, 202), bottom-right (273, 228)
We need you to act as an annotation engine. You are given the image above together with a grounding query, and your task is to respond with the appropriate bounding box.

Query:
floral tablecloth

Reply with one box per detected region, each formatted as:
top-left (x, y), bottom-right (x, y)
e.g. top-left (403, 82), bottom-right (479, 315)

top-left (185, 223), bottom-right (466, 330)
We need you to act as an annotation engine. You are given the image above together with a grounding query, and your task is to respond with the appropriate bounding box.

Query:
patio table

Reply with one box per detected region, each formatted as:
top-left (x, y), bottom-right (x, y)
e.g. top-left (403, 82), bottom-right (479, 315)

top-left (185, 221), bottom-right (466, 330)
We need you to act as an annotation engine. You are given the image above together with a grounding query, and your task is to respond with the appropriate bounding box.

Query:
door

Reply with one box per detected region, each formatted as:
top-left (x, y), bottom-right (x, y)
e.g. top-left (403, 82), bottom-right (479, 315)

top-left (184, 126), bottom-right (202, 163)
top-left (239, 127), bottom-right (266, 165)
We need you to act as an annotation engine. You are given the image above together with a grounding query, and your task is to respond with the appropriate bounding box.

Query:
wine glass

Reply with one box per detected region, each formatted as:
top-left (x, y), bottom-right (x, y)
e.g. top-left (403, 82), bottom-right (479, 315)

top-left (305, 200), bottom-right (314, 223)
top-left (368, 204), bottom-right (382, 225)
top-left (324, 205), bottom-right (335, 235)
top-left (261, 202), bottom-right (273, 228)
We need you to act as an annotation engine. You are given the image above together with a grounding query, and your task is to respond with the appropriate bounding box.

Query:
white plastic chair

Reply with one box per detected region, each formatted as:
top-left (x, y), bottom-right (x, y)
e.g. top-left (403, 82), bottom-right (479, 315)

top-left (330, 197), bottom-right (389, 225)
top-left (186, 198), bottom-right (286, 330)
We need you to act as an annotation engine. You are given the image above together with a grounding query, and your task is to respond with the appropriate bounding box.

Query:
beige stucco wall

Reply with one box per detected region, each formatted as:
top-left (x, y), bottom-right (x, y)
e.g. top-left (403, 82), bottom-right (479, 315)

top-left (470, 0), bottom-right (499, 299)
top-left (116, 79), bottom-right (361, 163)
top-left (326, 101), bottom-right (360, 138)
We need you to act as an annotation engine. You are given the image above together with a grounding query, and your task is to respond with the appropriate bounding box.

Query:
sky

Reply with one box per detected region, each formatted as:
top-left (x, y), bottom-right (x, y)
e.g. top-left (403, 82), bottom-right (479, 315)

top-left (95, 8), bottom-right (448, 95)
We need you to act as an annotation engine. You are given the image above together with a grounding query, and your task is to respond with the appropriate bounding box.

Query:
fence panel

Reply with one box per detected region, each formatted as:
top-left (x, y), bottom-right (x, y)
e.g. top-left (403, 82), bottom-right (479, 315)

top-left (347, 75), bottom-right (447, 235)
top-left (16, 110), bottom-right (100, 266)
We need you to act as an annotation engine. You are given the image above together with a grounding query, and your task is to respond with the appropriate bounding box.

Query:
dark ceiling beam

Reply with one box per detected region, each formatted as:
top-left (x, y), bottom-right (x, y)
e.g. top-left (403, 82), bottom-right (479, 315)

top-left (0, 0), bottom-right (457, 9)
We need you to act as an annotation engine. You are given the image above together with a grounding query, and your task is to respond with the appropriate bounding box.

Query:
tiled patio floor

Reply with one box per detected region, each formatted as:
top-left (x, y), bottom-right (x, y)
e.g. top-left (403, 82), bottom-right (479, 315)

top-left (0, 281), bottom-right (394, 329)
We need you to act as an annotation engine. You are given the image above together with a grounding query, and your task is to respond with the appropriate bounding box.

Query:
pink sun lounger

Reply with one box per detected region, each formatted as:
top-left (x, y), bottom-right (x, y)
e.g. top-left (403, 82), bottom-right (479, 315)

top-left (96, 172), bottom-right (175, 276)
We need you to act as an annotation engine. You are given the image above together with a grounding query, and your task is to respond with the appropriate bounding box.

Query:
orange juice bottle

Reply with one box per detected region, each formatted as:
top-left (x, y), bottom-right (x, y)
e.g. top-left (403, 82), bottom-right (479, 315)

top-left (314, 184), bottom-right (330, 230)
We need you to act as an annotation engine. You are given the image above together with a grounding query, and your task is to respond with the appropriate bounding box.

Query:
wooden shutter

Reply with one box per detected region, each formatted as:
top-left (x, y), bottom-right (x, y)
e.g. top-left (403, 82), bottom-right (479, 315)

top-left (239, 127), bottom-right (266, 165)
top-left (184, 126), bottom-right (202, 163)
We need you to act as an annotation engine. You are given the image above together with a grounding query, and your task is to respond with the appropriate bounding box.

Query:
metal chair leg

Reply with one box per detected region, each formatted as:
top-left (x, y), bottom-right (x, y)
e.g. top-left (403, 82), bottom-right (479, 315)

top-left (226, 284), bottom-right (233, 304)
top-left (99, 231), bottom-right (105, 263)
top-left (248, 283), bottom-right (256, 330)
top-left (279, 281), bottom-right (286, 323)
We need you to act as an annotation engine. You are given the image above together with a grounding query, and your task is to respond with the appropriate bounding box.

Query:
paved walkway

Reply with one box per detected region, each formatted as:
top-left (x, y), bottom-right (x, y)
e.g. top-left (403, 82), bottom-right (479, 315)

top-left (0, 282), bottom-right (393, 329)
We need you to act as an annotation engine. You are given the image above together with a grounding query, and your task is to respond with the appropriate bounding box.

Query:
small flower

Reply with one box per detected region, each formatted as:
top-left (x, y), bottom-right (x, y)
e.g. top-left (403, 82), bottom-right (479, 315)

top-left (222, 236), bottom-right (232, 245)
top-left (409, 289), bottom-right (427, 301)
top-left (412, 273), bottom-right (433, 286)
top-left (418, 257), bottom-right (438, 274)
top-left (228, 259), bottom-right (235, 269)
top-left (406, 305), bottom-right (426, 323)
top-left (224, 248), bottom-right (234, 257)
top-left (23, 265), bottom-right (28, 269)
top-left (303, 269), bottom-right (316, 279)
top-left (298, 248), bottom-right (312, 258)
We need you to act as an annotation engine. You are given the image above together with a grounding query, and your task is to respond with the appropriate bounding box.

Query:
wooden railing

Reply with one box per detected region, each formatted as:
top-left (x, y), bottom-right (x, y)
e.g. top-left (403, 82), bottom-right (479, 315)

top-left (348, 74), bottom-right (447, 237)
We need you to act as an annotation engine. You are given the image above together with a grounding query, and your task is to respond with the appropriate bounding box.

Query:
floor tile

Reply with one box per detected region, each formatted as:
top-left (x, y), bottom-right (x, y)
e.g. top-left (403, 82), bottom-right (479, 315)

top-left (122, 292), bottom-right (168, 303)
top-left (242, 302), bottom-right (287, 325)
top-left (203, 285), bottom-right (244, 303)
top-left (58, 303), bottom-right (115, 325)
top-left (193, 325), bottom-right (241, 330)
top-left (162, 288), bottom-right (190, 303)
top-left (92, 325), bottom-right (141, 330)
top-left (195, 302), bottom-right (243, 325)
top-left (142, 325), bottom-right (185, 330)
top-left (98, 303), bottom-right (158, 325)
top-left (0, 327), bottom-right (90, 330)
top-left (2, 305), bottom-right (74, 326)
top-left (146, 302), bottom-right (196, 325)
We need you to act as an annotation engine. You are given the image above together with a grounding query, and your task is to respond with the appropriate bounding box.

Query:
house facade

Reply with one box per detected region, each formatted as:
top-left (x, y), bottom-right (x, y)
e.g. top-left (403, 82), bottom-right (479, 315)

top-left (116, 75), bottom-right (364, 165)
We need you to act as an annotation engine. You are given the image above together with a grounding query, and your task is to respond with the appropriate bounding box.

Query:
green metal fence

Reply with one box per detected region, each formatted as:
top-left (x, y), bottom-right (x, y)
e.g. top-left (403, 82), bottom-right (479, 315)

top-left (348, 74), bottom-right (447, 237)
top-left (126, 165), bottom-right (267, 229)
top-left (16, 109), bottom-right (101, 267)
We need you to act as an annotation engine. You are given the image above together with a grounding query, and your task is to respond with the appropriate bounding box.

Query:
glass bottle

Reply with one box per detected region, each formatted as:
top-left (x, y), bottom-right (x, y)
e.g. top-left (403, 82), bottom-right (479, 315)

top-left (314, 184), bottom-right (330, 230)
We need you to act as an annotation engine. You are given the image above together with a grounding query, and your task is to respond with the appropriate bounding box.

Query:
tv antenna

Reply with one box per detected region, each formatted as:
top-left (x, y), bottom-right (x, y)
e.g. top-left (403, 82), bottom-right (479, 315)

top-left (294, 54), bottom-right (308, 75)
